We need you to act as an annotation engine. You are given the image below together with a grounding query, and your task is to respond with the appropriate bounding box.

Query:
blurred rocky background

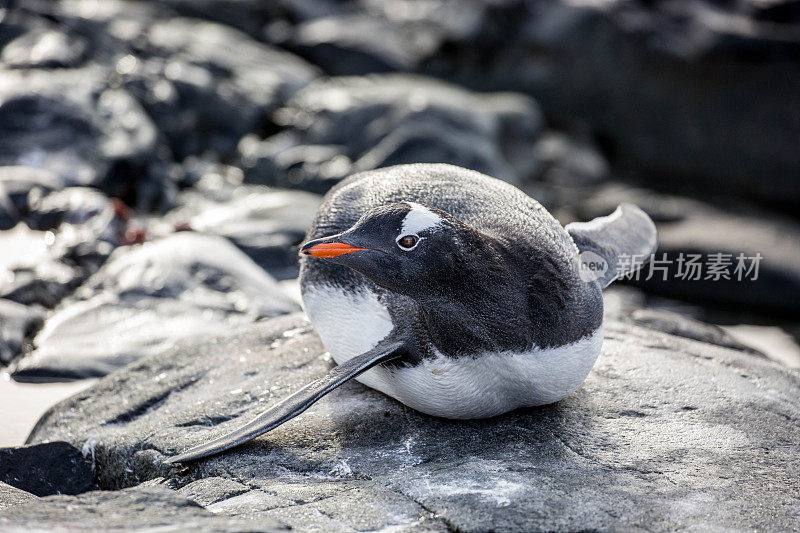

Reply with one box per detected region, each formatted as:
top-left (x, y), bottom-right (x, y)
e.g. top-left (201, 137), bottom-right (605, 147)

top-left (0, 0), bottom-right (798, 530)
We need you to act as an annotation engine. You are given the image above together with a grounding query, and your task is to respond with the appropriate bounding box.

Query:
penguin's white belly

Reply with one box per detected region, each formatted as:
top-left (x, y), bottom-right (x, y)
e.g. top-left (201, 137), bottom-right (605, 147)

top-left (302, 285), bottom-right (603, 419)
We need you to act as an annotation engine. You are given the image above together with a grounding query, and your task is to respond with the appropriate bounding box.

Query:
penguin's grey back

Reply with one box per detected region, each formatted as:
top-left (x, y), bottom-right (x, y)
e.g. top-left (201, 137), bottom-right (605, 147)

top-left (303, 163), bottom-right (580, 275)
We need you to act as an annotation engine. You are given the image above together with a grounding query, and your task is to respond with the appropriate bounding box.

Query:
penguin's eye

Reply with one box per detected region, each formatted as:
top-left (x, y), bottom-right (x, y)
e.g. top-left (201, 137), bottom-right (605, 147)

top-left (396, 234), bottom-right (419, 250)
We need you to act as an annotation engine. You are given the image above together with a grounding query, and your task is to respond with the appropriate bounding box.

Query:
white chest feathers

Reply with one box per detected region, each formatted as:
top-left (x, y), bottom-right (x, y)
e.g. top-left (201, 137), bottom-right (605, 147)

top-left (301, 285), bottom-right (603, 419)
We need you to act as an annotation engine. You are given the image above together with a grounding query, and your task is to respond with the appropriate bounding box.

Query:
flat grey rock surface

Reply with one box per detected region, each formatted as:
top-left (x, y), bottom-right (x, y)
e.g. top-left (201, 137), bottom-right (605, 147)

top-left (0, 483), bottom-right (36, 513)
top-left (27, 313), bottom-right (800, 531)
top-left (0, 485), bottom-right (286, 532)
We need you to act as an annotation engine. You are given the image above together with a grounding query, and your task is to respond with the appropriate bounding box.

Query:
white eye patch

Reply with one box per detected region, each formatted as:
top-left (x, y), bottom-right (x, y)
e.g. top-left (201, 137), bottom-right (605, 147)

top-left (400, 202), bottom-right (441, 236)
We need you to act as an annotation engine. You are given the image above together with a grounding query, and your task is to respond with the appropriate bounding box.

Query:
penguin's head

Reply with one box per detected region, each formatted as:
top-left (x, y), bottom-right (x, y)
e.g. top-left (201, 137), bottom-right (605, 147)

top-left (300, 202), bottom-right (488, 299)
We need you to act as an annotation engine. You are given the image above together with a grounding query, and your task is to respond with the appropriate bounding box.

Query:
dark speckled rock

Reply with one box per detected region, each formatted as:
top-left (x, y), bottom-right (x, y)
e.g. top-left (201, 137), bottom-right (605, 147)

top-left (0, 442), bottom-right (96, 497)
top-left (26, 313), bottom-right (800, 531)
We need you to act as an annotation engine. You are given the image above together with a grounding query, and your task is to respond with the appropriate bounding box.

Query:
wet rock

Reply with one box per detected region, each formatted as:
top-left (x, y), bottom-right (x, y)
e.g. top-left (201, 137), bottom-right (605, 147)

top-left (143, 0), bottom-right (294, 37)
top-left (275, 0), bottom-right (800, 208)
top-left (288, 14), bottom-right (441, 74)
top-left (447, 0), bottom-right (800, 209)
top-left (0, 299), bottom-right (43, 365)
top-left (1, 25), bottom-right (89, 69)
top-left (0, 223), bottom-right (71, 308)
top-left (39, 1), bottom-right (319, 161)
top-left (164, 183), bottom-right (321, 279)
top-left (24, 187), bottom-right (120, 236)
top-left (0, 483), bottom-right (36, 512)
top-left (0, 6), bottom-right (115, 70)
top-left (0, 48), bottom-right (175, 210)
top-left (1, 2), bottom-right (185, 212)
top-left (109, 11), bottom-right (320, 159)
top-left (0, 485), bottom-right (286, 532)
top-left (1, 270), bottom-right (73, 310)
top-left (3, 2), bottom-right (318, 211)
top-left (0, 166), bottom-right (64, 230)
top-left (239, 74), bottom-right (543, 192)
top-left (12, 232), bottom-right (298, 381)
top-left (0, 187), bottom-right (124, 308)
top-left (0, 442), bottom-right (96, 496)
top-left (0, 67), bottom-right (159, 190)
top-left (576, 184), bottom-right (800, 313)
top-left (279, 1), bottom-right (490, 76)
top-left (27, 313), bottom-right (800, 530)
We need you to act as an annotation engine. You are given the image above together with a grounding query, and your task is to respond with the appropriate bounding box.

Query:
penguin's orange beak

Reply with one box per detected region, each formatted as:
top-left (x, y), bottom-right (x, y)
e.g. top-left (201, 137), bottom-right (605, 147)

top-left (300, 241), bottom-right (370, 258)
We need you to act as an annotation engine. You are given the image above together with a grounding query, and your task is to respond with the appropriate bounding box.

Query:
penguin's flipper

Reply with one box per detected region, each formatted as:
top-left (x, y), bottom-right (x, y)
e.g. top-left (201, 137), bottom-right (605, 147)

top-left (566, 203), bottom-right (657, 289)
top-left (166, 337), bottom-right (406, 464)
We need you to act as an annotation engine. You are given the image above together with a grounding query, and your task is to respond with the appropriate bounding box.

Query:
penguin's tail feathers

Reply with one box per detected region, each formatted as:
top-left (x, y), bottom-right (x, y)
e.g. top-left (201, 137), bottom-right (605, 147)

top-left (566, 203), bottom-right (657, 289)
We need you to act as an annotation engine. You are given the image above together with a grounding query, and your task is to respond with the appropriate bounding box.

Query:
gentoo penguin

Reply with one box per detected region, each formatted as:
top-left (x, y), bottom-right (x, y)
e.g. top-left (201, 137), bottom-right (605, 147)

top-left (168, 163), bottom-right (656, 463)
